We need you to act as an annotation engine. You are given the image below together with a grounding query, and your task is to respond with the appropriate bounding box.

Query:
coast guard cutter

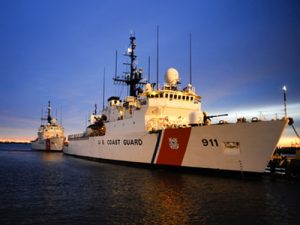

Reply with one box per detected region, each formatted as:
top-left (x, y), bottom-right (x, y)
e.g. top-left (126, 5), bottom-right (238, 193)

top-left (64, 34), bottom-right (290, 174)
top-left (31, 101), bottom-right (65, 151)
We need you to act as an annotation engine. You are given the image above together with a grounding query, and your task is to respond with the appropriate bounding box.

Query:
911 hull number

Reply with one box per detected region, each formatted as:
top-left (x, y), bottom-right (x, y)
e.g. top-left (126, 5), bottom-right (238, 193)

top-left (202, 138), bottom-right (219, 147)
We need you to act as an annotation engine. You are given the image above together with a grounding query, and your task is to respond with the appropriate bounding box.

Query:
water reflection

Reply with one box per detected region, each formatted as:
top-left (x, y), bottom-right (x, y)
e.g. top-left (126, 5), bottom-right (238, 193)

top-left (0, 147), bottom-right (300, 225)
top-left (41, 152), bottom-right (64, 162)
top-left (140, 173), bottom-right (192, 225)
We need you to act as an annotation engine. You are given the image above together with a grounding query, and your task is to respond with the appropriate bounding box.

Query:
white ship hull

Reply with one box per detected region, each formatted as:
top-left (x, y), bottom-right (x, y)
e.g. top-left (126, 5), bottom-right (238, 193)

top-left (64, 35), bottom-right (290, 174)
top-left (31, 137), bottom-right (65, 151)
top-left (32, 101), bottom-right (65, 152)
top-left (64, 119), bottom-right (288, 173)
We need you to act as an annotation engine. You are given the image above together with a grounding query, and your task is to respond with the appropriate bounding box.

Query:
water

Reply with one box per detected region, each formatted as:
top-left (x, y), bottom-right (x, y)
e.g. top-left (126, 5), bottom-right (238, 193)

top-left (0, 144), bottom-right (299, 225)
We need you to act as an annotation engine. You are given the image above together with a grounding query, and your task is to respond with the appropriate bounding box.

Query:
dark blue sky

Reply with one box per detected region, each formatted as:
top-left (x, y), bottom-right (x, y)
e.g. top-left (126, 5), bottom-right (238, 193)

top-left (0, 0), bottom-right (299, 142)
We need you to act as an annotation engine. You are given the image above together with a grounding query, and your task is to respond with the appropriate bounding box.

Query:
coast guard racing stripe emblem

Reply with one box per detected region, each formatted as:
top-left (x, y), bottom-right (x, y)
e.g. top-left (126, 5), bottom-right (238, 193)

top-left (156, 128), bottom-right (191, 166)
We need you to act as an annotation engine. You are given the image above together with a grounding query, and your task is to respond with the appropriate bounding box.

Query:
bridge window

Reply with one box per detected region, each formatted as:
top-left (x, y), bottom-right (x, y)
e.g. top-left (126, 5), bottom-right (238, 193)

top-left (182, 96), bottom-right (185, 100)
top-left (186, 96), bottom-right (189, 101)
top-left (170, 94), bottom-right (173, 99)
top-left (174, 95), bottom-right (177, 99)
top-left (190, 97), bottom-right (193, 101)
top-left (160, 93), bottom-right (163, 98)
top-left (165, 93), bottom-right (168, 98)
top-left (155, 94), bottom-right (158, 98)
top-left (178, 95), bottom-right (181, 100)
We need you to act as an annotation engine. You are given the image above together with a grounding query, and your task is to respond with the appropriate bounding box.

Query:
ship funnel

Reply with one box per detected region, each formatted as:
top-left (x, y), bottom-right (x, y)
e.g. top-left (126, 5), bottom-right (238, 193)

top-left (165, 68), bottom-right (180, 86)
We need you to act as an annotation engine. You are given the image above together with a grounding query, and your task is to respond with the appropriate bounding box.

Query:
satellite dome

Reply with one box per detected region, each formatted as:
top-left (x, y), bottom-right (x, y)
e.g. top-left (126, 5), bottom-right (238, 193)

top-left (51, 118), bottom-right (57, 125)
top-left (144, 83), bottom-right (152, 92)
top-left (165, 68), bottom-right (180, 86)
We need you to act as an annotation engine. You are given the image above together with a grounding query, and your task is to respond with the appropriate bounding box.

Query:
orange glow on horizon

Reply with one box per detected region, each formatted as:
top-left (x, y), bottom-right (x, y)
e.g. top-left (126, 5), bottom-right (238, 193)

top-left (278, 137), bottom-right (300, 148)
top-left (0, 138), bottom-right (32, 143)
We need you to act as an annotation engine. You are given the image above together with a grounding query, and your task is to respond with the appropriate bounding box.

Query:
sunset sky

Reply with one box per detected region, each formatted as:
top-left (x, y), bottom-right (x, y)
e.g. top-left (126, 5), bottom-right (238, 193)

top-left (0, 0), bottom-right (299, 145)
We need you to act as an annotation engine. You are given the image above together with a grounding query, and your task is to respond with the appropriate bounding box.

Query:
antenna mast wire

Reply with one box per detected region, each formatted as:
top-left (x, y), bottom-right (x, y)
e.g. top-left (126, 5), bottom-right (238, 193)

top-left (156, 25), bottom-right (159, 90)
top-left (189, 32), bottom-right (192, 85)
top-left (148, 56), bottom-right (150, 82)
top-left (115, 50), bottom-right (118, 79)
top-left (103, 68), bottom-right (105, 110)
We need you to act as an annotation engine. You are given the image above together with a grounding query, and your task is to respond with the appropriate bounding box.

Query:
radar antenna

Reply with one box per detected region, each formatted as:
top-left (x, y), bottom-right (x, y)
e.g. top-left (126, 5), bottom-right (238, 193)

top-left (113, 33), bottom-right (146, 97)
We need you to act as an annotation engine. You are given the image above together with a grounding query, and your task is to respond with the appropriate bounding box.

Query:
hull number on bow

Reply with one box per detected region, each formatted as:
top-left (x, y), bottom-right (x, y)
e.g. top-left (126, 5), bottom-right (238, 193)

top-left (202, 139), bottom-right (219, 147)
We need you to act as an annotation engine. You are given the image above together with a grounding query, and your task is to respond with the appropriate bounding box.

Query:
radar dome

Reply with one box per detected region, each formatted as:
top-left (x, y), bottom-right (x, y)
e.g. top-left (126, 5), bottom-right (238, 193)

top-left (51, 118), bottom-right (57, 125)
top-left (144, 83), bottom-right (152, 92)
top-left (165, 68), bottom-right (179, 86)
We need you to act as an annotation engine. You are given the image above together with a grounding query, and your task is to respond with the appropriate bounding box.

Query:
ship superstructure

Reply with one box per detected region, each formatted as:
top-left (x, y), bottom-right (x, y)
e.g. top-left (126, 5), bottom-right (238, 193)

top-left (31, 101), bottom-right (65, 151)
top-left (64, 34), bottom-right (289, 174)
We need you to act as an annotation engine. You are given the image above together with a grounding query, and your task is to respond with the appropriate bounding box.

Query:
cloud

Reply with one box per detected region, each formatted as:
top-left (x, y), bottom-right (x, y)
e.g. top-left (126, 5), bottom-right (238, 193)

top-left (0, 114), bottom-right (40, 128)
top-left (226, 103), bottom-right (300, 121)
top-left (0, 127), bottom-right (36, 140)
top-left (208, 103), bottom-right (300, 145)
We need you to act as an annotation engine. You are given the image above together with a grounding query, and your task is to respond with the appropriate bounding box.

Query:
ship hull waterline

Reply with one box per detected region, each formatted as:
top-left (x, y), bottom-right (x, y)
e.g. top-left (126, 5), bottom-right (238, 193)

top-left (31, 137), bottom-right (65, 151)
top-left (64, 119), bottom-right (288, 174)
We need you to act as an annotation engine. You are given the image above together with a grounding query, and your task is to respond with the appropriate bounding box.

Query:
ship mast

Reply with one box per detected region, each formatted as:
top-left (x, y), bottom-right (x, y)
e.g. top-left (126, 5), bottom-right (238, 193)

top-left (46, 101), bottom-right (52, 124)
top-left (113, 33), bottom-right (145, 97)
